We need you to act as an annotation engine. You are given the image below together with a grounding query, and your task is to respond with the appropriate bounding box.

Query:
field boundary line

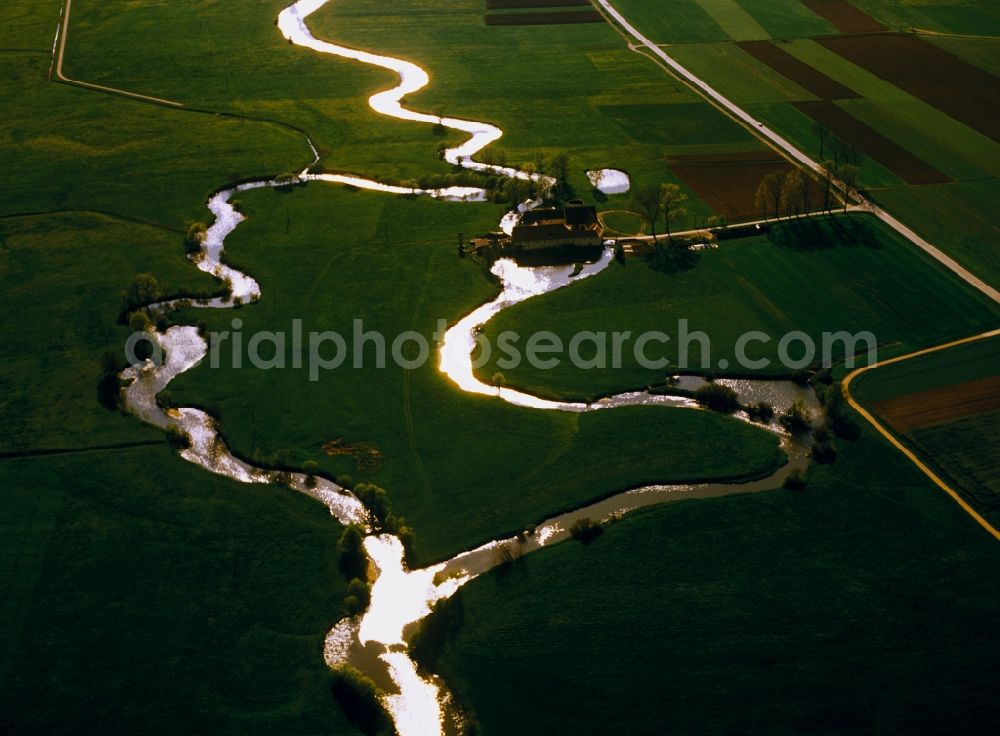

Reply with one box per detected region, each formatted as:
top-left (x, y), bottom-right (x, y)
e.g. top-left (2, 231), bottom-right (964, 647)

top-left (51, 0), bottom-right (184, 107)
top-left (595, 0), bottom-right (1000, 304)
top-left (842, 329), bottom-right (1000, 541)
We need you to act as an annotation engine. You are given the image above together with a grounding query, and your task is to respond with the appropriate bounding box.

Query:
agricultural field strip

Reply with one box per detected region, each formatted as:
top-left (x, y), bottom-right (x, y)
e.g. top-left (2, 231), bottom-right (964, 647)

top-left (792, 101), bottom-right (950, 185)
top-left (484, 11), bottom-right (605, 25)
top-left (843, 328), bottom-right (1000, 540)
top-left (735, 40), bottom-right (858, 100)
top-left (817, 33), bottom-right (1000, 142)
top-left (595, 0), bottom-right (1000, 303)
top-left (872, 375), bottom-right (1000, 433)
top-left (803, 0), bottom-right (886, 34)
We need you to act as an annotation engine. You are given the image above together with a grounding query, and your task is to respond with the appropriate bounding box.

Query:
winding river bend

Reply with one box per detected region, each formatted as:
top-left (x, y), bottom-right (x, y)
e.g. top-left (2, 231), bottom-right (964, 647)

top-left (119, 1), bottom-right (819, 733)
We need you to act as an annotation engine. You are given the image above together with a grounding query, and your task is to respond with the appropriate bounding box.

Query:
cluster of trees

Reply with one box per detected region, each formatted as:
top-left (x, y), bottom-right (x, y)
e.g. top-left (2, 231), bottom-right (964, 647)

top-left (569, 517), bottom-right (604, 545)
top-left (408, 593), bottom-right (465, 672)
top-left (184, 222), bottom-right (207, 255)
top-left (354, 483), bottom-right (416, 563)
top-left (337, 525), bottom-right (372, 616)
top-left (754, 127), bottom-right (865, 222)
top-left (754, 168), bottom-right (821, 221)
top-left (475, 148), bottom-right (572, 201)
top-left (693, 383), bottom-right (741, 414)
top-left (328, 666), bottom-right (395, 736)
top-left (631, 182), bottom-right (688, 242)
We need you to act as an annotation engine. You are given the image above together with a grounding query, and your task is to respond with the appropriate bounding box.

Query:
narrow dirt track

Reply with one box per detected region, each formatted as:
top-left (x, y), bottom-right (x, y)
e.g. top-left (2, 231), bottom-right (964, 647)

top-left (842, 329), bottom-right (1000, 540)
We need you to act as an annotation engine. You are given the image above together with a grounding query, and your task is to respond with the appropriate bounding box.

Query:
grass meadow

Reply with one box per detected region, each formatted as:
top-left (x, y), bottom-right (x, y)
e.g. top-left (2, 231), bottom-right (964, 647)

top-left (0, 447), bottom-right (357, 736)
top-left (2, 0), bottom-right (998, 732)
top-left (167, 184), bottom-right (785, 564)
top-left (478, 215), bottom-right (1000, 400)
top-left (435, 424), bottom-right (1000, 735)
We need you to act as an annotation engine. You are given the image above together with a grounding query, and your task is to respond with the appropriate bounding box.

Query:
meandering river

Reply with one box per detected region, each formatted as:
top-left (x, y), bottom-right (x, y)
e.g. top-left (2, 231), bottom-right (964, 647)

top-left (119, 2), bottom-right (819, 733)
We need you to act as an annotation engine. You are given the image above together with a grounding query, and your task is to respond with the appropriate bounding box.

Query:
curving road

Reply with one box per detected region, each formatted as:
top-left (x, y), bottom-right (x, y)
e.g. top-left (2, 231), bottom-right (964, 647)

top-left (842, 329), bottom-right (1000, 541)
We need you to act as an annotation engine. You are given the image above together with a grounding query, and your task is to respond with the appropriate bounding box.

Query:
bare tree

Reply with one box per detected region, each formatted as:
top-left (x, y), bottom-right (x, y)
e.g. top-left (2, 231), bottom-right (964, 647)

top-left (781, 170), bottom-right (805, 218)
top-left (660, 183), bottom-right (688, 242)
top-left (800, 172), bottom-right (817, 216)
top-left (811, 122), bottom-right (831, 160)
top-left (632, 184), bottom-right (663, 242)
top-left (754, 179), bottom-right (771, 221)
top-left (760, 171), bottom-right (785, 220)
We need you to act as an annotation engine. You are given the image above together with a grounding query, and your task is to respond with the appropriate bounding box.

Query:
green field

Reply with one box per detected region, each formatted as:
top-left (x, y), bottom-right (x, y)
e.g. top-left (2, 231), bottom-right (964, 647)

top-left (434, 426), bottom-right (1000, 735)
top-left (911, 411), bottom-right (1000, 509)
top-left (0, 447), bottom-right (357, 736)
top-left (0, 213), bottom-right (221, 452)
top-left (3, 0), bottom-right (999, 732)
top-left (55, 0), bottom-right (784, 227)
top-left (853, 0), bottom-right (1000, 35)
top-left (608, 2), bottom-right (1000, 283)
top-left (852, 335), bottom-right (1000, 524)
top-left (167, 184), bottom-right (785, 564)
top-left (854, 335), bottom-right (1000, 403)
top-left (478, 215), bottom-right (1000, 400)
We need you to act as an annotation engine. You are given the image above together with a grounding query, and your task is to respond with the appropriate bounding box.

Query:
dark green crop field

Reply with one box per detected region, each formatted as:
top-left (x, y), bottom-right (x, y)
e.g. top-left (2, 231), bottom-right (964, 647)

top-left (436, 426), bottom-right (1000, 735)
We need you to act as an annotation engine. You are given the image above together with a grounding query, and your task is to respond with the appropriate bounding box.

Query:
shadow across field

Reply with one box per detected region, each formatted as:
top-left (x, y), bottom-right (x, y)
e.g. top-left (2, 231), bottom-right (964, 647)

top-left (767, 214), bottom-right (882, 251)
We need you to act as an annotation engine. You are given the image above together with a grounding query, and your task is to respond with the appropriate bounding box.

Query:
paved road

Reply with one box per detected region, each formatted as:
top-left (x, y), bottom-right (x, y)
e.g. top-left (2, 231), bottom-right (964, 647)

top-left (595, 0), bottom-right (1000, 304)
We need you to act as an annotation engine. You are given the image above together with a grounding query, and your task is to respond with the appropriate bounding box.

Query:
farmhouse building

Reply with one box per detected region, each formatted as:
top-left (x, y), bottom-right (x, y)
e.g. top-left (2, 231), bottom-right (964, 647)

top-left (510, 200), bottom-right (604, 250)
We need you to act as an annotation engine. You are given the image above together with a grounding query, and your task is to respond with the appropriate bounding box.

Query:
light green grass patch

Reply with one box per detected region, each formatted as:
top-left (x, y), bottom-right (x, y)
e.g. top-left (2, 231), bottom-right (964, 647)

top-left (613, 0), bottom-right (729, 43)
top-left (669, 41), bottom-right (816, 104)
top-left (694, 0), bottom-right (769, 41)
top-left (837, 98), bottom-right (994, 182)
top-left (735, 0), bottom-right (837, 38)
top-left (927, 36), bottom-right (1000, 77)
top-left (873, 181), bottom-right (1000, 285)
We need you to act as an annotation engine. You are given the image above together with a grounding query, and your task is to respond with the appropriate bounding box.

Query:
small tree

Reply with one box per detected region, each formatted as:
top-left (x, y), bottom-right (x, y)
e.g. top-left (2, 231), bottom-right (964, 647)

top-left (746, 401), bottom-right (775, 423)
top-left (569, 517), bottom-right (604, 545)
top-left (762, 171), bottom-right (784, 220)
top-left (121, 273), bottom-right (161, 312)
top-left (185, 222), bottom-right (207, 254)
top-left (694, 383), bottom-right (740, 414)
top-left (549, 152), bottom-right (570, 197)
top-left (354, 483), bottom-right (393, 529)
top-left (632, 183), bottom-right (663, 242)
top-left (783, 468), bottom-right (806, 491)
top-left (337, 525), bottom-right (368, 582)
top-left (329, 667), bottom-right (394, 736)
top-left (660, 183), bottom-right (688, 242)
top-left (779, 400), bottom-right (812, 436)
top-left (303, 459), bottom-right (318, 489)
top-left (344, 578), bottom-right (371, 615)
top-left (811, 121), bottom-right (831, 160)
top-left (781, 170), bottom-right (805, 218)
